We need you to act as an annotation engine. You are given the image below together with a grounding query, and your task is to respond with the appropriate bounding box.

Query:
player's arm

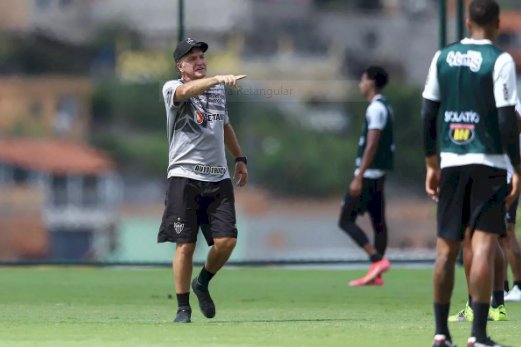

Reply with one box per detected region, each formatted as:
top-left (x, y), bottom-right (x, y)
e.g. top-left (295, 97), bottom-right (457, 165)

top-left (499, 105), bottom-right (520, 208)
top-left (421, 51), bottom-right (441, 159)
top-left (355, 129), bottom-right (381, 179)
top-left (421, 98), bottom-right (441, 201)
top-left (349, 103), bottom-right (385, 196)
top-left (494, 54), bottom-right (519, 167)
top-left (498, 105), bottom-right (519, 209)
top-left (174, 75), bottom-right (246, 102)
top-left (516, 99), bottom-right (521, 132)
top-left (421, 51), bottom-right (442, 201)
top-left (498, 106), bottom-right (520, 168)
top-left (494, 53), bottom-right (520, 206)
top-left (422, 98), bottom-right (440, 158)
top-left (350, 128), bottom-right (380, 195)
top-left (224, 123), bottom-right (248, 187)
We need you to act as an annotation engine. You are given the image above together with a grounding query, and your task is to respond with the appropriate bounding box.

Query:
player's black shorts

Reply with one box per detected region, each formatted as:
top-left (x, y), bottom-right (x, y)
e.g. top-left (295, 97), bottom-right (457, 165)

top-left (157, 177), bottom-right (237, 245)
top-left (437, 164), bottom-right (508, 241)
top-left (340, 176), bottom-right (386, 224)
top-left (506, 189), bottom-right (519, 225)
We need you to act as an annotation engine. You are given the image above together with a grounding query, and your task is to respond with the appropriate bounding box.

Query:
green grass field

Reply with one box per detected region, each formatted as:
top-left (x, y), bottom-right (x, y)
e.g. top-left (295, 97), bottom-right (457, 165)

top-left (0, 266), bottom-right (520, 347)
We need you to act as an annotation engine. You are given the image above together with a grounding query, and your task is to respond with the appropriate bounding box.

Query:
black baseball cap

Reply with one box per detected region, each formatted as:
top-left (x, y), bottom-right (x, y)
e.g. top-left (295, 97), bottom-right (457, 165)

top-left (173, 38), bottom-right (208, 62)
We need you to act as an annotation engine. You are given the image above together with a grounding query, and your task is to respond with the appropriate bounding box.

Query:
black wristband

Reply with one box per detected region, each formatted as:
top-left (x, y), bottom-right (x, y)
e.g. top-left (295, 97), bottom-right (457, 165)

top-left (235, 156), bottom-right (247, 165)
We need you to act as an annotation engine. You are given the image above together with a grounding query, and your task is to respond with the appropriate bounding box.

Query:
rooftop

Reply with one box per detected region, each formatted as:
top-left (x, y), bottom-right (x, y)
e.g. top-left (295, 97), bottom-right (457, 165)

top-left (0, 138), bottom-right (114, 175)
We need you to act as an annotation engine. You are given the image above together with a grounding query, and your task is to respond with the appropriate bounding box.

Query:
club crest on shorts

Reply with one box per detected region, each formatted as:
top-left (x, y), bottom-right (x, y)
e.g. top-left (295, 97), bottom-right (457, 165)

top-left (174, 220), bottom-right (184, 234)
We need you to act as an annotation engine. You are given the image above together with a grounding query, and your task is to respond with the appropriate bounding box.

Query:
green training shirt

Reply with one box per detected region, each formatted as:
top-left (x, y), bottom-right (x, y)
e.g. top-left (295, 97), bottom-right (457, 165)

top-left (422, 38), bottom-right (518, 169)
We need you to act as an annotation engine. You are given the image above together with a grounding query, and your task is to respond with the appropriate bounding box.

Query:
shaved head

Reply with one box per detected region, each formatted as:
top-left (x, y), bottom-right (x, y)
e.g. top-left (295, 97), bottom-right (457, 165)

top-left (469, 0), bottom-right (499, 26)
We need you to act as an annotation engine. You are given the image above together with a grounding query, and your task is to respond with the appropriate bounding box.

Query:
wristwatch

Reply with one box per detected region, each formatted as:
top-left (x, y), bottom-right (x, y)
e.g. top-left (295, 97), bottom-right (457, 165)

top-left (235, 156), bottom-right (248, 165)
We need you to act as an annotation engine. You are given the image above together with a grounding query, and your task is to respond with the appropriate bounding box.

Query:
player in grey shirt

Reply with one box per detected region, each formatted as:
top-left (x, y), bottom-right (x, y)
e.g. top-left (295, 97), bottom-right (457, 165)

top-left (163, 76), bottom-right (231, 181)
top-left (158, 38), bottom-right (248, 323)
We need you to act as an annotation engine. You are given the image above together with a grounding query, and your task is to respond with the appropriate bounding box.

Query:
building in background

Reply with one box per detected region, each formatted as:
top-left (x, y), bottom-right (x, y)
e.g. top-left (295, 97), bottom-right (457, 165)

top-left (0, 75), bottom-right (121, 261)
top-left (0, 0), bottom-right (519, 84)
top-left (1, 0), bottom-right (520, 264)
top-left (0, 185), bottom-right (47, 260)
top-left (0, 0), bottom-right (98, 42)
top-left (497, 11), bottom-right (521, 73)
top-left (0, 139), bottom-right (120, 261)
top-left (0, 76), bottom-right (92, 139)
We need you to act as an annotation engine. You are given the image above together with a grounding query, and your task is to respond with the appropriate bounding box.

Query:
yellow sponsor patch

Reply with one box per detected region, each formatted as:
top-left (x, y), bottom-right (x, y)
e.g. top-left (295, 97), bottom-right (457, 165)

top-left (449, 124), bottom-right (474, 144)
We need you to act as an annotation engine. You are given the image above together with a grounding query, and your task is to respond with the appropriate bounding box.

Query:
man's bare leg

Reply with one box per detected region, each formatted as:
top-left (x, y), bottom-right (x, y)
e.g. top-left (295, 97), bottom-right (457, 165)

top-left (433, 237), bottom-right (460, 341)
top-left (469, 231), bottom-right (497, 341)
top-left (192, 237), bottom-right (237, 319)
top-left (173, 242), bottom-right (196, 323)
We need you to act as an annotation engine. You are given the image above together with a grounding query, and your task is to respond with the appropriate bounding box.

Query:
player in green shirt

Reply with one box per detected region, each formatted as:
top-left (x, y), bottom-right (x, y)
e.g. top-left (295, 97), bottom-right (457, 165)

top-left (422, 1), bottom-right (520, 346)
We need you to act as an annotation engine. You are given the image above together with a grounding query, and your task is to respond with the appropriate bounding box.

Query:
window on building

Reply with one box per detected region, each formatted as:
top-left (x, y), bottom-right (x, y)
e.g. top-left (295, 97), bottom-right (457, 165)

top-left (0, 164), bottom-right (10, 184)
top-left (82, 175), bottom-right (99, 207)
top-left (13, 167), bottom-right (29, 184)
top-left (29, 101), bottom-right (43, 120)
top-left (54, 95), bottom-right (78, 134)
top-left (51, 175), bottom-right (68, 206)
top-left (36, 0), bottom-right (52, 10)
top-left (60, 0), bottom-right (72, 8)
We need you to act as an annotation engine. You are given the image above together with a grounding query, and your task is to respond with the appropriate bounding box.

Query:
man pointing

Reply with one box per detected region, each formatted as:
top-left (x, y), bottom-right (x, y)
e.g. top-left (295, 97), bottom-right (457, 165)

top-left (158, 38), bottom-right (248, 323)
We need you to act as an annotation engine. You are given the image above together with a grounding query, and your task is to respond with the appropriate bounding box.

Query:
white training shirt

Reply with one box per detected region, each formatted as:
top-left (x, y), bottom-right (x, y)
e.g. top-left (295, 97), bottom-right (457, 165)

top-left (422, 38), bottom-right (518, 170)
top-left (162, 79), bottom-right (230, 182)
top-left (354, 94), bottom-right (390, 179)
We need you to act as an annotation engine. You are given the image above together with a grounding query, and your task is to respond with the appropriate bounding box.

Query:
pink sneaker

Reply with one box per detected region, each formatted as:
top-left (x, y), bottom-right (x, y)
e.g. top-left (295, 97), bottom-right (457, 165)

top-left (348, 259), bottom-right (390, 287)
top-left (365, 258), bottom-right (391, 282)
top-left (369, 276), bottom-right (384, 286)
top-left (349, 277), bottom-right (371, 286)
top-left (349, 275), bottom-right (384, 287)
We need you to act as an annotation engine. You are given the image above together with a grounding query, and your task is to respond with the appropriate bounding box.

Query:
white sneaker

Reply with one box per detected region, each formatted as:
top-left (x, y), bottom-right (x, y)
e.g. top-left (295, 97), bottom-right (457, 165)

top-left (504, 285), bottom-right (521, 302)
top-left (466, 336), bottom-right (509, 347)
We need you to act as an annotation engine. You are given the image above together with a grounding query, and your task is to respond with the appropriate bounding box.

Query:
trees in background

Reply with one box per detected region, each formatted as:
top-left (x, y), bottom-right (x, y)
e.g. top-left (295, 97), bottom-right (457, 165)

top-left (90, 80), bottom-right (424, 197)
top-left (0, 27), bottom-right (425, 197)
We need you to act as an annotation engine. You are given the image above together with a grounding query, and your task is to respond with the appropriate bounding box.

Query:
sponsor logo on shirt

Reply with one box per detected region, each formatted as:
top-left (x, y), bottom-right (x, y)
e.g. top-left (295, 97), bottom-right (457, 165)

top-left (206, 114), bottom-right (225, 121)
top-left (444, 111), bottom-right (480, 123)
top-left (503, 83), bottom-right (510, 102)
top-left (195, 111), bottom-right (205, 125)
top-left (446, 50), bottom-right (483, 72)
top-left (194, 164), bottom-right (227, 176)
top-left (166, 88), bottom-right (174, 108)
top-left (193, 112), bottom-right (225, 126)
top-left (449, 124), bottom-right (474, 144)
top-left (445, 111), bottom-right (479, 145)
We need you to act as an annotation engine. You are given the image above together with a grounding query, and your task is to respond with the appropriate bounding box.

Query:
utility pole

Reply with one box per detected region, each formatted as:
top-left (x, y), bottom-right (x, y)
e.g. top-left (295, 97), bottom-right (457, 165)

top-left (439, 0), bottom-right (447, 48)
top-left (178, 0), bottom-right (185, 43)
top-left (440, 0), bottom-right (466, 48)
top-left (456, 0), bottom-right (465, 40)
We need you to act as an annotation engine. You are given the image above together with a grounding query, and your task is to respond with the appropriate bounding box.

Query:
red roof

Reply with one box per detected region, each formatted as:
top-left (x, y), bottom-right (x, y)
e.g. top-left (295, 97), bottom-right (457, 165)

top-left (501, 12), bottom-right (521, 33)
top-left (0, 138), bottom-right (114, 175)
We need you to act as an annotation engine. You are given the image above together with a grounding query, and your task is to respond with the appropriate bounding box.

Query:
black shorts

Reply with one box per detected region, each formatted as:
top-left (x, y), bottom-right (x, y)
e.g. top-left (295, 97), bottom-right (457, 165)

top-left (437, 164), bottom-right (508, 241)
top-left (340, 176), bottom-right (386, 224)
top-left (506, 193), bottom-right (519, 225)
top-left (157, 177), bottom-right (237, 245)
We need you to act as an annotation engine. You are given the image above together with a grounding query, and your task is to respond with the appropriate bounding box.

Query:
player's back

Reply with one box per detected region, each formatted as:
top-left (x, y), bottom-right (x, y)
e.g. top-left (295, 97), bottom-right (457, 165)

top-left (435, 39), bottom-right (508, 157)
top-left (437, 39), bottom-right (503, 116)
